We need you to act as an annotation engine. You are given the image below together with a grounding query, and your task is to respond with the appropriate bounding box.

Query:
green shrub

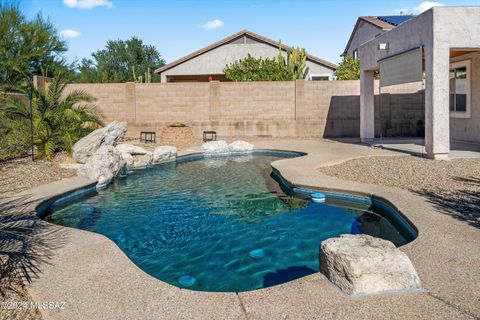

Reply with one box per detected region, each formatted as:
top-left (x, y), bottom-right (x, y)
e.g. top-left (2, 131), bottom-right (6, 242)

top-left (3, 73), bottom-right (103, 160)
top-left (223, 44), bottom-right (309, 81)
top-left (0, 114), bottom-right (30, 161)
top-left (335, 56), bottom-right (360, 80)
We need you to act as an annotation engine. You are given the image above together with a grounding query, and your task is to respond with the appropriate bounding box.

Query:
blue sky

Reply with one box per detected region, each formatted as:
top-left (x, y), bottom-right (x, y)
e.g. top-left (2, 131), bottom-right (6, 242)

top-left (22, 0), bottom-right (480, 66)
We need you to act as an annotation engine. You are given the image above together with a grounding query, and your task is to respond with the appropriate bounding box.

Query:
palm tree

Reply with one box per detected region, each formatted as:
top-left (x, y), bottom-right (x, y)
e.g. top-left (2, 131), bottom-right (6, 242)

top-left (4, 73), bottom-right (103, 160)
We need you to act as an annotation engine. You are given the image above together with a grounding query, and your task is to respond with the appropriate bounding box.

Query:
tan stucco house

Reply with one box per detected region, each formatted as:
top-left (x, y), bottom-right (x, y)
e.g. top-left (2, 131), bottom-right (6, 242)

top-left (343, 15), bottom-right (414, 59)
top-left (155, 30), bottom-right (337, 82)
top-left (359, 6), bottom-right (480, 159)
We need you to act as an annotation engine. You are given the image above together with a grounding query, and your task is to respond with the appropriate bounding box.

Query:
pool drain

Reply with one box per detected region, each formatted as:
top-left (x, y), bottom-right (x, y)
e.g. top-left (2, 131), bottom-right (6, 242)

top-left (249, 249), bottom-right (265, 259)
top-left (311, 193), bottom-right (326, 203)
top-left (178, 275), bottom-right (196, 287)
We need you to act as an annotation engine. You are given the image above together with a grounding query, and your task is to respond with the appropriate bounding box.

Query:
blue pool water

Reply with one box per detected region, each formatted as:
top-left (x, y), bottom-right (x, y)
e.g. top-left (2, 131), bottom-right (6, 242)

top-left (42, 153), bottom-right (415, 292)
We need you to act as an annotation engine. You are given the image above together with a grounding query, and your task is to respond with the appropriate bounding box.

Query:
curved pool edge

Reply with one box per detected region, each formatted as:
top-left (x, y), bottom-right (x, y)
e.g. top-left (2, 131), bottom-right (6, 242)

top-left (270, 168), bottom-right (419, 244)
top-left (35, 148), bottom-right (418, 254)
top-left (18, 142), bottom-right (480, 319)
top-left (35, 149), bottom-right (418, 246)
top-left (33, 148), bottom-right (421, 249)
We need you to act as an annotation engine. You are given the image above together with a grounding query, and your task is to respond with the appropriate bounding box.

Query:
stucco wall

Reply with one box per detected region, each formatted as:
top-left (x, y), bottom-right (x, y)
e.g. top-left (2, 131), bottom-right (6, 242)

top-left (450, 51), bottom-right (480, 143)
top-left (65, 80), bottom-right (423, 140)
top-left (160, 40), bottom-right (335, 82)
top-left (359, 11), bottom-right (434, 71)
top-left (359, 7), bottom-right (480, 151)
top-left (346, 21), bottom-right (383, 57)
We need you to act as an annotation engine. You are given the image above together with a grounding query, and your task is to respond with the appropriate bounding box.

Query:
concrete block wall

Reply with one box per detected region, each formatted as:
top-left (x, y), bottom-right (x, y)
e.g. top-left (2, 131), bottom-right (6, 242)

top-left (132, 83), bottom-right (210, 136)
top-left (208, 81), bottom-right (296, 137)
top-left (65, 80), bottom-right (424, 140)
top-left (376, 82), bottom-right (425, 137)
top-left (64, 83), bottom-right (132, 123)
top-left (296, 80), bottom-right (365, 137)
top-left (211, 82), bottom-right (295, 121)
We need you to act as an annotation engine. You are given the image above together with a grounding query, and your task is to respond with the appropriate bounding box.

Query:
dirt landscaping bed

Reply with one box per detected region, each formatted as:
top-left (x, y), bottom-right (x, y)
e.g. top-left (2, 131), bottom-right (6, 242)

top-left (319, 155), bottom-right (480, 228)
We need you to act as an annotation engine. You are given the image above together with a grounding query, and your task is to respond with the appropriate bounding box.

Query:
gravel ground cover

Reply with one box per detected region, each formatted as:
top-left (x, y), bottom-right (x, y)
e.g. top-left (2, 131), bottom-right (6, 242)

top-left (0, 153), bottom-right (74, 319)
top-left (0, 153), bottom-right (76, 197)
top-left (319, 155), bottom-right (480, 228)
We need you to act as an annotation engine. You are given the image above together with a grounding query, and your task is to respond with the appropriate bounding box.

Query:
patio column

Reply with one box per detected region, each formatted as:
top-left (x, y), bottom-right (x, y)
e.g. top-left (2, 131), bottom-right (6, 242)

top-left (360, 70), bottom-right (375, 143)
top-left (424, 46), bottom-right (450, 159)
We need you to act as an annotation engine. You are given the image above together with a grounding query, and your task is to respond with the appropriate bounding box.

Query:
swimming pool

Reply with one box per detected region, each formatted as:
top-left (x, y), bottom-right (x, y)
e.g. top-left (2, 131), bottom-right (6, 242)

top-left (40, 151), bottom-right (417, 292)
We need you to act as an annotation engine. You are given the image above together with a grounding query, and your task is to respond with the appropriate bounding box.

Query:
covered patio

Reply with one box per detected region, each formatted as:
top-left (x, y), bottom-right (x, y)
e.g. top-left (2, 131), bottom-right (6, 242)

top-left (359, 6), bottom-right (480, 159)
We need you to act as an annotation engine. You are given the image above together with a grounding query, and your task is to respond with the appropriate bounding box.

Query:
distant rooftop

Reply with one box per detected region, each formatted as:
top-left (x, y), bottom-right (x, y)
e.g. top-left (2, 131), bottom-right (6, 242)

top-left (342, 15), bottom-right (416, 56)
top-left (361, 15), bottom-right (416, 30)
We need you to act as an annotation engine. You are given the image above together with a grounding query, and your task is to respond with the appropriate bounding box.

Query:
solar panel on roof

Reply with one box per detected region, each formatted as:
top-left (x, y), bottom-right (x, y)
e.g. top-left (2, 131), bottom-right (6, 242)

top-left (377, 15), bottom-right (415, 26)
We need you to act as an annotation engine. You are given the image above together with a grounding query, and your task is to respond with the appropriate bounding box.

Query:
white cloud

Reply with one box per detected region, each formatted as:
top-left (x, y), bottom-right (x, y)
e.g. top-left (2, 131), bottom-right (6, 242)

top-left (414, 1), bottom-right (444, 12)
top-left (395, 1), bottom-right (444, 15)
top-left (63, 0), bottom-right (114, 10)
top-left (60, 29), bottom-right (81, 38)
top-left (199, 19), bottom-right (224, 30)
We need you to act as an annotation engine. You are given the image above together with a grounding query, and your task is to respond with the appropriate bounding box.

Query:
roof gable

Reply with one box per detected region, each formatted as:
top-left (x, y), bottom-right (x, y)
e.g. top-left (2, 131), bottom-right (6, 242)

top-left (155, 30), bottom-right (337, 74)
top-left (342, 15), bottom-right (415, 56)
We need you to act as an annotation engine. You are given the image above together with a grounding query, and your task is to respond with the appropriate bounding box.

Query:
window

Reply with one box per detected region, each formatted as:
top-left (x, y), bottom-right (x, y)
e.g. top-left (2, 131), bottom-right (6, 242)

top-left (352, 49), bottom-right (358, 60)
top-left (310, 75), bottom-right (330, 81)
top-left (449, 60), bottom-right (471, 118)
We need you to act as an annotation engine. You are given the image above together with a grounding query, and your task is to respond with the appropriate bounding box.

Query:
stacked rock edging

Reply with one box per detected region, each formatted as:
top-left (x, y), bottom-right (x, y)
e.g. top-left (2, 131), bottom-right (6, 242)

top-left (73, 128), bottom-right (252, 188)
top-left (320, 234), bottom-right (422, 296)
top-left (116, 143), bottom-right (153, 169)
top-left (202, 140), bottom-right (229, 154)
top-left (228, 140), bottom-right (255, 153)
top-left (202, 140), bottom-right (254, 155)
top-left (153, 146), bottom-right (177, 164)
top-left (73, 122), bottom-right (178, 188)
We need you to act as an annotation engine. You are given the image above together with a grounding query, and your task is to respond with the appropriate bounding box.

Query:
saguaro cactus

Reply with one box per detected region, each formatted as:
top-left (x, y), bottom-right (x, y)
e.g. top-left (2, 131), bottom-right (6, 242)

top-left (132, 66), bottom-right (152, 83)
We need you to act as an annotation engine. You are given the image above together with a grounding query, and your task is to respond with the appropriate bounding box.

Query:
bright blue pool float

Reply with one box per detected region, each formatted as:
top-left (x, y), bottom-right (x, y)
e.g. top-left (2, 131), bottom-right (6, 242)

top-left (311, 192), bottom-right (326, 203)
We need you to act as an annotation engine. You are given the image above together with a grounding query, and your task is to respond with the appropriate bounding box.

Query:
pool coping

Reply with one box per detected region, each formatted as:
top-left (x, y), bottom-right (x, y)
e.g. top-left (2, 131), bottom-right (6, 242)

top-left (5, 141), bottom-right (480, 319)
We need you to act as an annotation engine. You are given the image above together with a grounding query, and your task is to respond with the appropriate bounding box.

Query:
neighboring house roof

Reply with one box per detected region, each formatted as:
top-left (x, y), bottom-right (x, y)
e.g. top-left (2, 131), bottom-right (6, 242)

top-left (342, 15), bottom-right (415, 56)
top-left (155, 29), bottom-right (337, 74)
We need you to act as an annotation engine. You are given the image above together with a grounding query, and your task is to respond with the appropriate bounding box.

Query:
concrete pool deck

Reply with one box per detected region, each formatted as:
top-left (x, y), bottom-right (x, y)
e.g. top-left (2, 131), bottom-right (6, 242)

top-left (4, 139), bottom-right (480, 319)
top-left (371, 138), bottom-right (480, 159)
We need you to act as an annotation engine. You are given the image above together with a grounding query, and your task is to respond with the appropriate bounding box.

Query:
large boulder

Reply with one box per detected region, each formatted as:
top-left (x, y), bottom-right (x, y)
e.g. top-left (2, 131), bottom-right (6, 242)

top-left (121, 152), bottom-right (134, 168)
top-left (116, 143), bottom-right (149, 155)
top-left (131, 153), bottom-right (153, 169)
top-left (77, 145), bottom-right (126, 188)
top-left (320, 234), bottom-right (421, 296)
top-left (202, 140), bottom-right (229, 155)
top-left (116, 143), bottom-right (153, 169)
top-left (73, 121), bottom-right (127, 163)
top-left (153, 146), bottom-right (177, 164)
top-left (228, 140), bottom-right (254, 153)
